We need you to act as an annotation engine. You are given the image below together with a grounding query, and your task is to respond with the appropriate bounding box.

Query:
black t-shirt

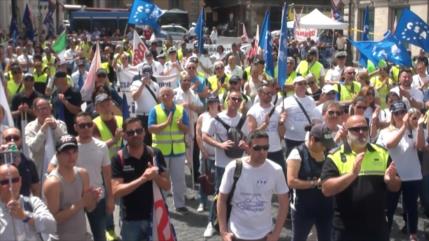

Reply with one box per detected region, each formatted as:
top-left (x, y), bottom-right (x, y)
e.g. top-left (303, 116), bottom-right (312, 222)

top-left (111, 145), bottom-right (166, 221)
top-left (320, 151), bottom-right (391, 238)
top-left (51, 87), bottom-right (82, 135)
top-left (18, 154), bottom-right (39, 196)
top-left (11, 90), bottom-right (42, 130)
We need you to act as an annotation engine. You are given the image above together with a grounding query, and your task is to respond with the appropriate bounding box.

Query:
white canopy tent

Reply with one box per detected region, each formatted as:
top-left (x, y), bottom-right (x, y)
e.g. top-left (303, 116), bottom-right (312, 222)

top-left (296, 9), bottom-right (348, 29)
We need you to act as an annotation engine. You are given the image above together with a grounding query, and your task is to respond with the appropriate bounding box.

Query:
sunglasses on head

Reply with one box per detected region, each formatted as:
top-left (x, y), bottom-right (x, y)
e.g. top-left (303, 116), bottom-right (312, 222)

top-left (252, 144), bottom-right (269, 151)
top-left (0, 177), bottom-right (20, 186)
top-left (77, 122), bottom-right (93, 129)
top-left (4, 135), bottom-right (20, 142)
top-left (126, 128), bottom-right (144, 137)
top-left (348, 126), bottom-right (369, 133)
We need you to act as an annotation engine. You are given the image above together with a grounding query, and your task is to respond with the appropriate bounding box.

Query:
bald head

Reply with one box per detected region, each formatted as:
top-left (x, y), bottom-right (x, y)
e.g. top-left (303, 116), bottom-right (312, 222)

top-left (346, 115), bottom-right (368, 129)
top-left (0, 164), bottom-right (19, 178)
top-left (0, 164), bottom-right (21, 201)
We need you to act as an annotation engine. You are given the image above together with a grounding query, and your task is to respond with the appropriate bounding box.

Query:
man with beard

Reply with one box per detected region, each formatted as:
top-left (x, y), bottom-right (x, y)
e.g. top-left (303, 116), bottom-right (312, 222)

top-left (296, 47), bottom-right (325, 87)
top-left (390, 68), bottom-right (424, 110)
top-left (320, 115), bottom-right (401, 241)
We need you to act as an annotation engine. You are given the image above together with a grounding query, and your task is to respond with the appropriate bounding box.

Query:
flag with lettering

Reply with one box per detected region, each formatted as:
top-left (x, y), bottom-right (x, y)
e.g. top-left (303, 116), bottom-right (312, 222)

top-left (395, 9), bottom-right (429, 51)
top-left (152, 182), bottom-right (177, 241)
top-left (128, 0), bottom-right (165, 32)
top-left (277, 3), bottom-right (288, 87)
top-left (132, 30), bottom-right (149, 65)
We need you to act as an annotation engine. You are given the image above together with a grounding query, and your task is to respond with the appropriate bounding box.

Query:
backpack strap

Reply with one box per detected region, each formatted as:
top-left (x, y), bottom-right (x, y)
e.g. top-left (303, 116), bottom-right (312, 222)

top-left (236, 115), bottom-right (246, 130)
top-left (227, 159), bottom-right (243, 205)
top-left (296, 144), bottom-right (313, 178)
top-left (117, 146), bottom-right (156, 167)
top-left (215, 116), bottom-right (231, 131)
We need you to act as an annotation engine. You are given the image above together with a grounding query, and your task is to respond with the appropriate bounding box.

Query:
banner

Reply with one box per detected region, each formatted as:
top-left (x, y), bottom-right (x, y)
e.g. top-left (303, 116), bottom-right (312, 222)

top-left (152, 181), bottom-right (176, 241)
top-left (154, 74), bottom-right (179, 88)
top-left (294, 28), bottom-right (318, 42)
top-left (81, 43), bottom-right (101, 102)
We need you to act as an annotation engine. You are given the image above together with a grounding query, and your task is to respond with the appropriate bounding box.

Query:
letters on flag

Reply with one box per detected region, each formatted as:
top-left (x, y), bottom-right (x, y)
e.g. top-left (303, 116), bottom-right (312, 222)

top-left (395, 9), bottom-right (429, 51)
top-left (133, 30), bottom-right (149, 65)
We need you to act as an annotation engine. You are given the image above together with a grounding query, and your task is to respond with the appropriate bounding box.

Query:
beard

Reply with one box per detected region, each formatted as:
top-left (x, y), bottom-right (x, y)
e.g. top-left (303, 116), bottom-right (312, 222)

top-left (347, 133), bottom-right (368, 149)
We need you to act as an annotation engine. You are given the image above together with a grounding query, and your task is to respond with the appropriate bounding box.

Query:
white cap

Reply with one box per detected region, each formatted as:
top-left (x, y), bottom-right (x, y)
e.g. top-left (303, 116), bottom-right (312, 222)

top-left (293, 76), bottom-right (306, 84)
top-left (322, 84), bottom-right (337, 94)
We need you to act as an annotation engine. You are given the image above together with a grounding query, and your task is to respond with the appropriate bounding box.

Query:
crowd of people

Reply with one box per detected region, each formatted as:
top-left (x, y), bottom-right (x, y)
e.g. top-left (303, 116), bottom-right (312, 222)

top-left (0, 25), bottom-right (429, 241)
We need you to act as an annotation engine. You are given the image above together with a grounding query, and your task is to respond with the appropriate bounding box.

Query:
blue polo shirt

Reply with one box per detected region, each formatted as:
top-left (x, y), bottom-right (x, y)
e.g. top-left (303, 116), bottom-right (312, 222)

top-left (191, 75), bottom-right (206, 94)
top-left (148, 103), bottom-right (190, 127)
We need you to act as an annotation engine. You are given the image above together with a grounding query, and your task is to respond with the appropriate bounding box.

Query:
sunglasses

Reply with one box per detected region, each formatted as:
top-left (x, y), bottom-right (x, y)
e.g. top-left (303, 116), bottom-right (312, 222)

top-left (393, 110), bottom-right (407, 116)
top-left (0, 177), bottom-right (20, 186)
top-left (252, 145), bottom-right (269, 151)
top-left (77, 122), bottom-right (93, 129)
top-left (326, 91), bottom-right (337, 96)
top-left (126, 128), bottom-right (144, 137)
top-left (215, 66), bottom-right (224, 70)
top-left (348, 126), bottom-right (369, 133)
top-left (307, 81), bottom-right (315, 85)
top-left (346, 72), bottom-right (356, 75)
top-left (4, 135), bottom-right (20, 142)
top-left (187, 66), bottom-right (196, 70)
top-left (327, 111), bottom-right (342, 117)
top-left (24, 77), bottom-right (34, 82)
top-left (230, 97), bottom-right (242, 102)
top-left (355, 105), bottom-right (367, 110)
top-left (229, 81), bottom-right (239, 85)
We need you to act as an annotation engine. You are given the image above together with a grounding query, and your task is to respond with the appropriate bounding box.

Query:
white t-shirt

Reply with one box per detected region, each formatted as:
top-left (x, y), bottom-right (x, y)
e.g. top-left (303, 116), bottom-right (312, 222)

top-left (390, 86), bottom-right (424, 106)
top-left (377, 127), bottom-right (423, 181)
top-left (411, 74), bottom-right (429, 90)
top-left (247, 103), bottom-right (282, 152)
top-left (203, 111), bottom-right (248, 168)
top-left (200, 112), bottom-right (216, 158)
top-left (219, 159), bottom-right (288, 239)
top-left (225, 65), bottom-right (243, 78)
top-left (283, 95), bottom-right (318, 141)
top-left (173, 87), bottom-right (203, 134)
top-left (129, 80), bottom-right (160, 114)
top-left (51, 138), bottom-right (110, 198)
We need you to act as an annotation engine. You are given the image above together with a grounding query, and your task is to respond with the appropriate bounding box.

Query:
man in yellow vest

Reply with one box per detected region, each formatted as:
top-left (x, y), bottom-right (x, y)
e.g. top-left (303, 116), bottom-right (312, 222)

top-left (148, 86), bottom-right (190, 214)
top-left (321, 115), bottom-right (400, 240)
top-left (93, 93), bottom-right (124, 159)
top-left (334, 67), bottom-right (361, 106)
top-left (296, 47), bottom-right (325, 87)
top-left (33, 55), bottom-right (49, 95)
top-left (207, 61), bottom-right (231, 96)
top-left (5, 63), bottom-right (24, 103)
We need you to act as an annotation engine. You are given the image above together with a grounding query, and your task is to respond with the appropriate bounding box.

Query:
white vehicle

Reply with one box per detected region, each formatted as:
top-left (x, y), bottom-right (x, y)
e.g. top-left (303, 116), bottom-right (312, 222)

top-left (161, 25), bottom-right (188, 41)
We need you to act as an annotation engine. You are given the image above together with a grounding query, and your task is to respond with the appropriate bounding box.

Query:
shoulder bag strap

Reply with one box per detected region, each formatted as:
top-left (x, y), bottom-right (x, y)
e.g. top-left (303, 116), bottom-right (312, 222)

top-left (293, 96), bottom-right (311, 124)
top-left (215, 116), bottom-right (231, 131)
top-left (297, 145), bottom-right (313, 178)
top-left (145, 84), bottom-right (160, 104)
top-left (227, 159), bottom-right (243, 205)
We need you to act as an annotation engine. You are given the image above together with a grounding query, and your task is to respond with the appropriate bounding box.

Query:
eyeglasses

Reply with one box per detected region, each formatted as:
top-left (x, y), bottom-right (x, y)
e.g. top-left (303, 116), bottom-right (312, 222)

top-left (348, 126), bottom-right (369, 133)
top-left (393, 110), bottom-right (407, 116)
top-left (0, 177), bottom-right (20, 186)
top-left (215, 66), bottom-right (224, 70)
top-left (355, 105), bottom-right (367, 110)
top-left (230, 97), bottom-right (242, 102)
top-left (187, 66), bottom-right (196, 70)
top-left (77, 122), bottom-right (93, 129)
top-left (161, 93), bottom-right (172, 98)
top-left (252, 144), bottom-right (269, 151)
top-left (326, 91), bottom-right (337, 96)
top-left (327, 111), bottom-right (342, 117)
top-left (126, 128), bottom-right (144, 137)
top-left (24, 78), bottom-right (34, 82)
top-left (4, 135), bottom-right (20, 142)
top-left (261, 91), bottom-right (273, 96)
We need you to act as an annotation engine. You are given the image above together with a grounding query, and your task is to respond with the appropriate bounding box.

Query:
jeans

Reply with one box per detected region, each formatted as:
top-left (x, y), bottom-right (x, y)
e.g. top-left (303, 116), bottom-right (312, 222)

top-left (199, 157), bottom-right (215, 207)
top-left (291, 208), bottom-right (332, 241)
top-left (387, 180), bottom-right (421, 235)
top-left (209, 166), bottom-right (225, 223)
top-left (121, 219), bottom-right (151, 241)
top-left (421, 175), bottom-right (429, 217)
top-left (86, 198), bottom-right (107, 241)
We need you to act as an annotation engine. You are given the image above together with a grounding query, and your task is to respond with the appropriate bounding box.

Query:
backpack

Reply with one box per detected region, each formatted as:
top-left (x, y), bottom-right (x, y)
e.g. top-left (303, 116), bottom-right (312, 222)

top-left (215, 115), bottom-right (246, 158)
top-left (211, 159), bottom-right (243, 232)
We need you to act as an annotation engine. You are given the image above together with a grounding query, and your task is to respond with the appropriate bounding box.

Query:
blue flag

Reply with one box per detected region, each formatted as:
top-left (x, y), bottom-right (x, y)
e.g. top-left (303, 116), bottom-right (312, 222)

top-left (9, 17), bottom-right (18, 42)
top-left (195, 8), bottom-right (205, 54)
top-left (359, 6), bottom-right (369, 67)
top-left (128, 0), bottom-right (165, 32)
top-left (350, 31), bottom-right (412, 67)
top-left (277, 3), bottom-right (288, 88)
top-left (43, 0), bottom-right (55, 37)
top-left (23, 4), bottom-right (34, 40)
top-left (395, 9), bottom-right (429, 52)
top-left (260, 10), bottom-right (274, 77)
top-left (122, 93), bottom-right (130, 120)
top-left (259, 11), bottom-right (270, 49)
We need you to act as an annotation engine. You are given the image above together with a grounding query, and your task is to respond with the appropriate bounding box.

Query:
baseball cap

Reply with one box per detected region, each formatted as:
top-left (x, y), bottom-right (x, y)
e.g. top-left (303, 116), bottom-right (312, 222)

top-left (207, 93), bottom-right (220, 103)
top-left (23, 73), bottom-right (34, 80)
top-left (322, 84), bottom-right (337, 94)
top-left (141, 64), bottom-right (153, 74)
top-left (157, 52), bottom-right (166, 59)
top-left (56, 135), bottom-right (78, 152)
top-left (229, 75), bottom-right (241, 84)
top-left (96, 68), bottom-right (108, 76)
top-left (293, 76), bottom-right (306, 84)
top-left (167, 47), bottom-right (177, 54)
top-left (390, 100), bottom-right (407, 113)
top-left (94, 93), bottom-right (111, 104)
top-left (310, 124), bottom-right (336, 150)
top-left (308, 47), bottom-right (318, 56)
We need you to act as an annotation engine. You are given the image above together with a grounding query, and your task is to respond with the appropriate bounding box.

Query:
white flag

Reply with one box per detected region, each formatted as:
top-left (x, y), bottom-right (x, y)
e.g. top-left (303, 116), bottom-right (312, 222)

top-left (81, 42), bottom-right (101, 102)
top-left (132, 30), bottom-right (149, 65)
